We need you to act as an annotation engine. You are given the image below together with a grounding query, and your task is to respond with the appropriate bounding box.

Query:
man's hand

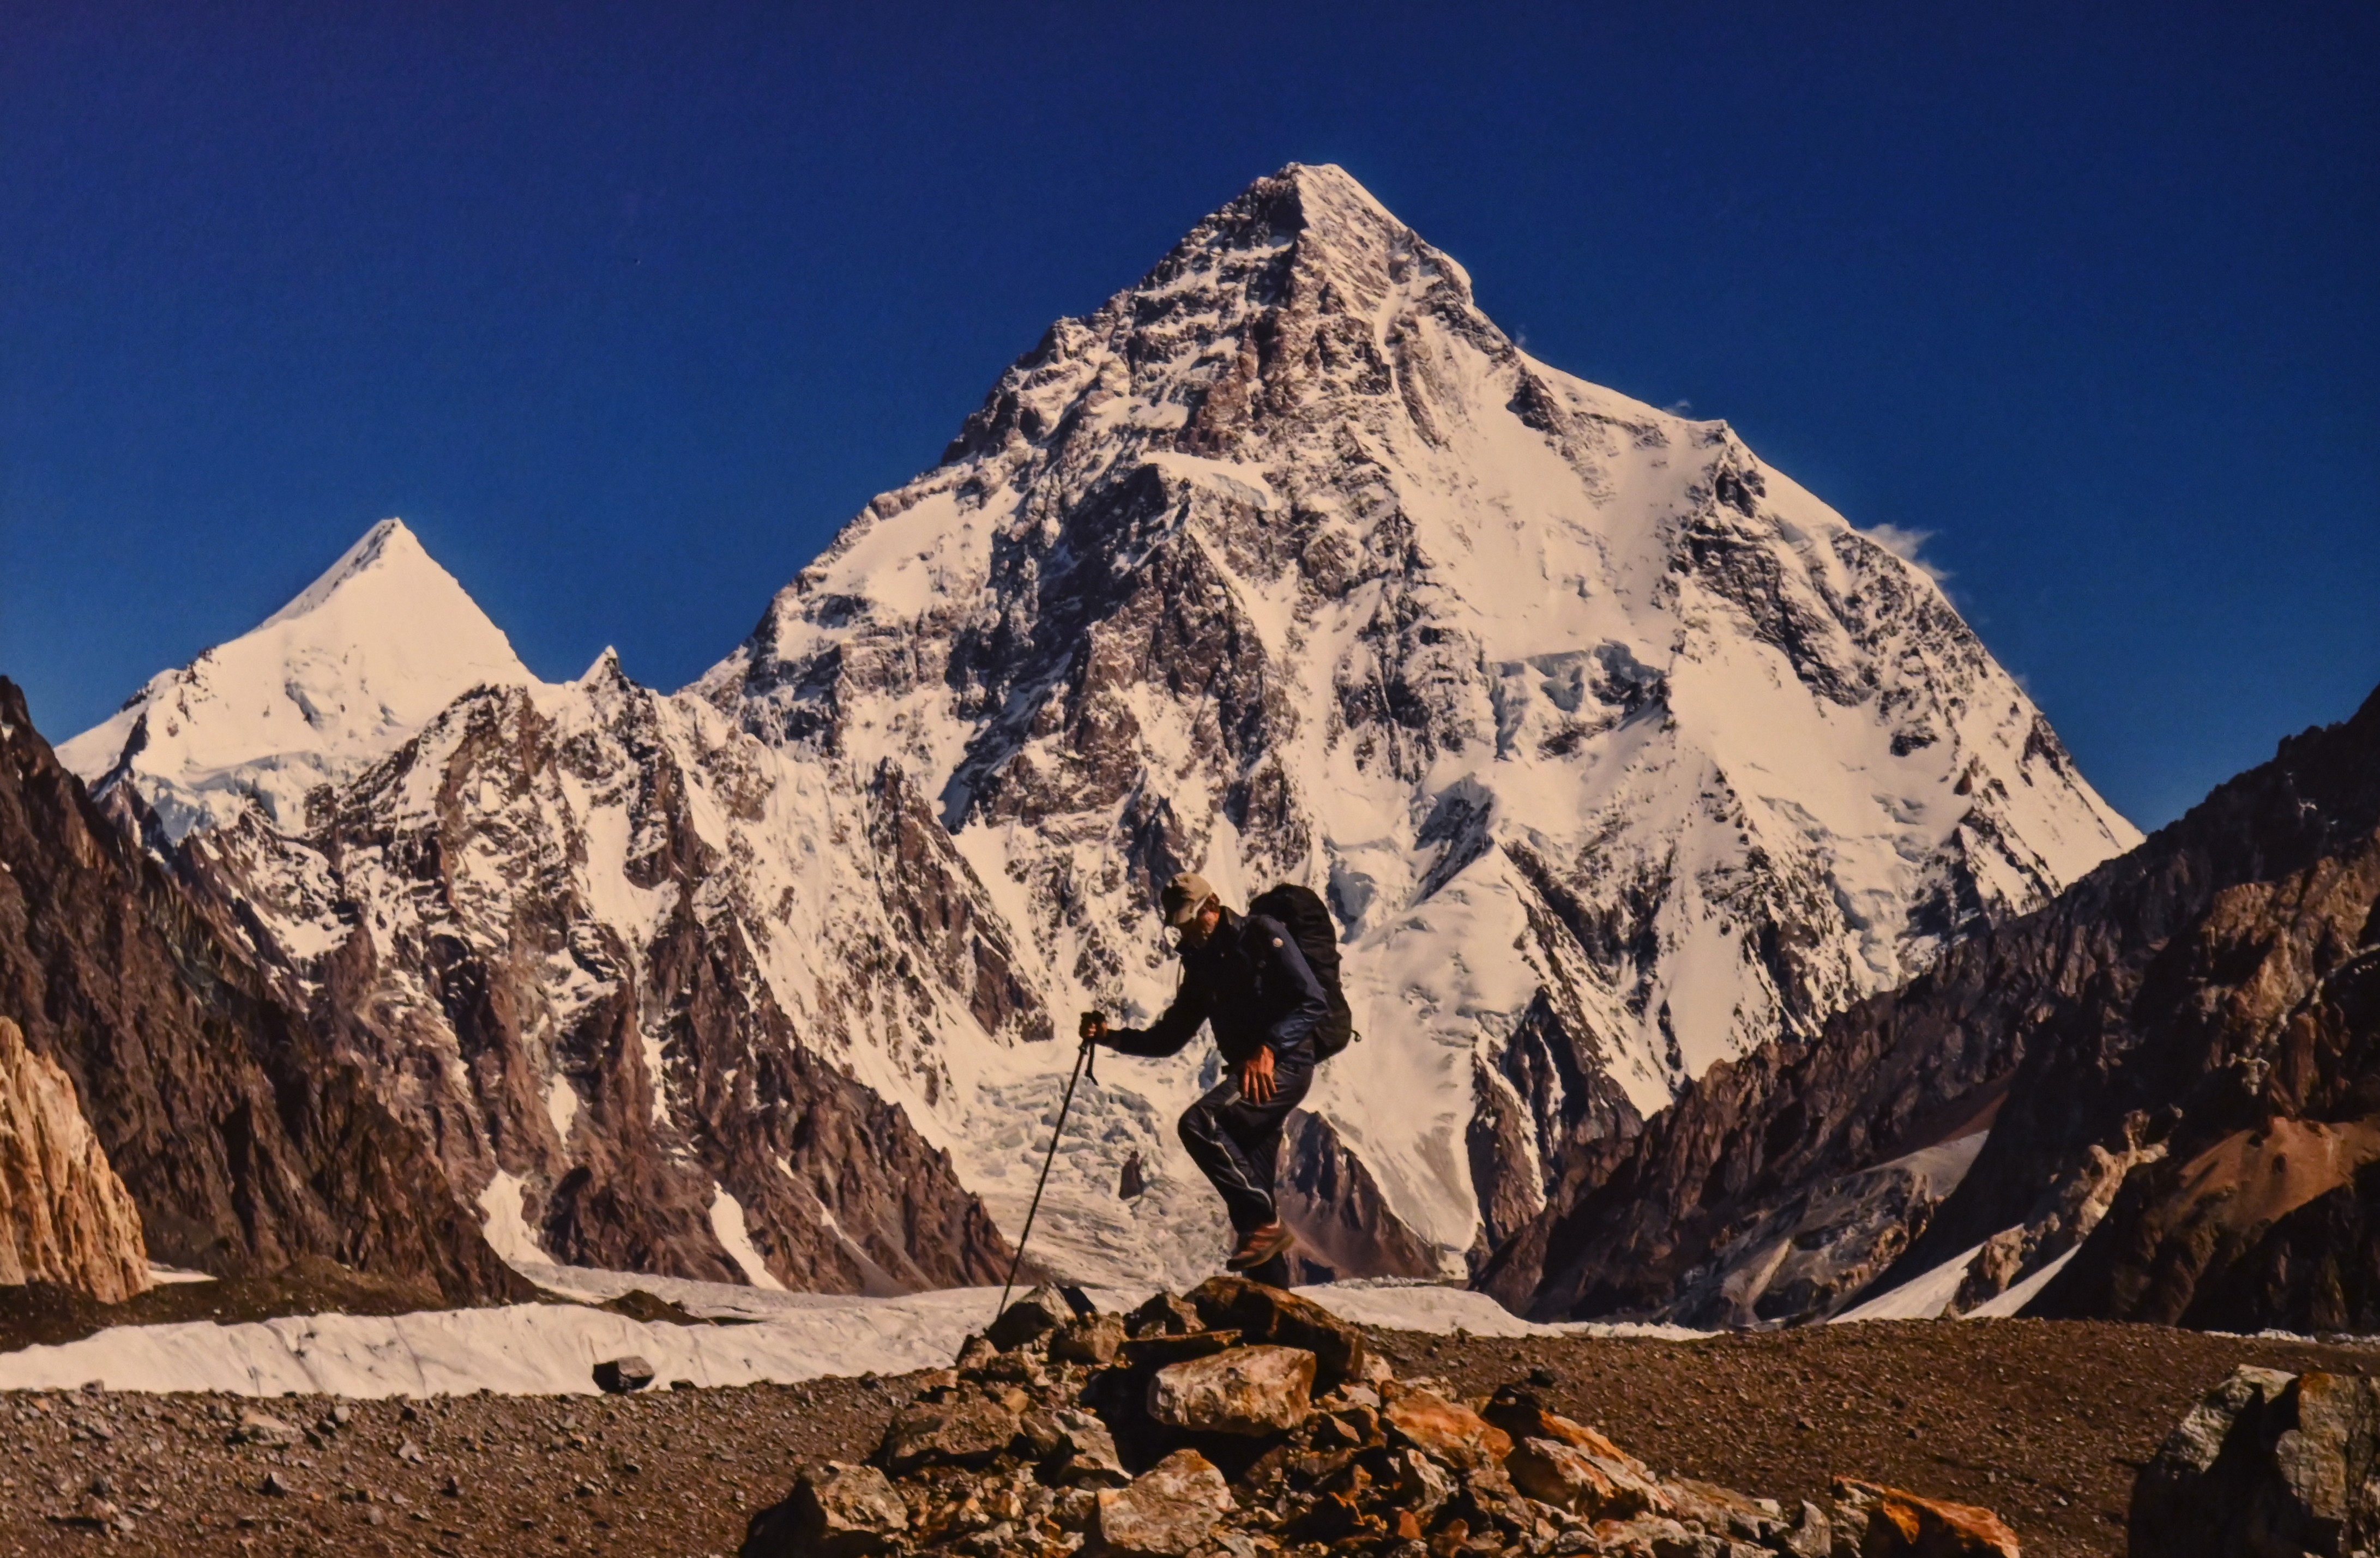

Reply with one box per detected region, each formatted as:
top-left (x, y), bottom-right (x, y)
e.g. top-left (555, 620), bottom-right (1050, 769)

top-left (1239, 1045), bottom-right (1276, 1104)
top-left (1078, 1011), bottom-right (1108, 1045)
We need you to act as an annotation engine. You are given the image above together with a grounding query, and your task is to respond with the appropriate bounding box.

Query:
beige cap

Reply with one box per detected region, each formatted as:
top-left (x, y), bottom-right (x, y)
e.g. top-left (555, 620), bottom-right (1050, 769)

top-left (1160, 872), bottom-right (1218, 928)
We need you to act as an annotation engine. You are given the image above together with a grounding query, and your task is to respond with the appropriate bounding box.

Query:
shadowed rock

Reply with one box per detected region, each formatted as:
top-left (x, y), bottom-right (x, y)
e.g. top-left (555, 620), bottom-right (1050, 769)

top-left (742, 1461), bottom-right (909, 1558)
top-left (2130, 1364), bottom-right (2380, 1557)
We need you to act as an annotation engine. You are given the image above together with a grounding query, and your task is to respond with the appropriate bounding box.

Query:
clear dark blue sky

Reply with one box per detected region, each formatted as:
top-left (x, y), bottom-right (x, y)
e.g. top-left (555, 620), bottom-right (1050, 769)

top-left (3, 2), bottom-right (2373, 828)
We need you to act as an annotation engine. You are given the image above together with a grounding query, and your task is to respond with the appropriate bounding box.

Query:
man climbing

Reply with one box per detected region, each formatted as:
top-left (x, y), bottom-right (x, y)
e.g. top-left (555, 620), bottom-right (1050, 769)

top-left (1079, 872), bottom-right (1328, 1273)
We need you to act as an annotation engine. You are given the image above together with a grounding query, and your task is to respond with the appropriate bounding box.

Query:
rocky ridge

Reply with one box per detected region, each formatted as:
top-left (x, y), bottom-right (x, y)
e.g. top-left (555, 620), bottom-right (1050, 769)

top-left (63, 164), bottom-right (2136, 1292)
top-left (1484, 681), bottom-right (2380, 1330)
top-left (0, 677), bottom-right (522, 1302)
top-left (741, 1277), bottom-right (2019, 1557)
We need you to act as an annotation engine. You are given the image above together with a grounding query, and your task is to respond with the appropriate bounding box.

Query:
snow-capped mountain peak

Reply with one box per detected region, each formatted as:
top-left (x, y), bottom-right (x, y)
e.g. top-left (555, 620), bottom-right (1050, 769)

top-left (702, 162), bottom-right (2141, 1275)
top-left (60, 518), bottom-right (536, 838)
top-left (61, 167), bottom-right (2143, 1299)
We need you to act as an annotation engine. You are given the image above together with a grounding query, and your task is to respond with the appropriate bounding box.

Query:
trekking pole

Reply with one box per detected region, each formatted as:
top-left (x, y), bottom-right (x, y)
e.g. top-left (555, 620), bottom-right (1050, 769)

top-left (983, 1035), bottom-right (1096, 1344)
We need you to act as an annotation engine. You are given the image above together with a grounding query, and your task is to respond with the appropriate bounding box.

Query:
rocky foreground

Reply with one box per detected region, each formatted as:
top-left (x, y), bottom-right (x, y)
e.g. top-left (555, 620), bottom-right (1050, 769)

top-left (1, 1306), bottom-right (2375, 1558)
top-left (747, 1277), bottom-right (2020, 1557)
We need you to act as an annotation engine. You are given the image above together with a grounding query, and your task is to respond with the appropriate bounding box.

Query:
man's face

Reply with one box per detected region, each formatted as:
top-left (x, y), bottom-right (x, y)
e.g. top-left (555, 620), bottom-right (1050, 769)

top-left (1176, 898), bottom-right (1224, 950)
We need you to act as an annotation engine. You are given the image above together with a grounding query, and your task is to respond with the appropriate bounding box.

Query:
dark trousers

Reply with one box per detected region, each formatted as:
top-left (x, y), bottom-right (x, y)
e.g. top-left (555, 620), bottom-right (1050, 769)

top-left (1177, 1048), bottom-right (1313, 1235)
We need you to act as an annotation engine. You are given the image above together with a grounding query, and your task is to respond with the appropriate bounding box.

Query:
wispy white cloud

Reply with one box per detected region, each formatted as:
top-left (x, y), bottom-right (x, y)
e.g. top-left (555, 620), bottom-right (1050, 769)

top-left (1859, 522), bottom-right (1949, 583)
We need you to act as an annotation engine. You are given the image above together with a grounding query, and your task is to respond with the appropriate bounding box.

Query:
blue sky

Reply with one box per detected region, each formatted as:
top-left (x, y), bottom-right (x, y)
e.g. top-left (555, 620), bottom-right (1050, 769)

top-left (3, 2), bottom-right (2373, 828)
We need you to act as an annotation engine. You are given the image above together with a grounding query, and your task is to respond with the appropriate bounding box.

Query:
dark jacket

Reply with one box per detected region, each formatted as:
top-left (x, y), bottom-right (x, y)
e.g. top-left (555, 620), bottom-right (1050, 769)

top-left (1102, 909), bottom-right (1328, 1065)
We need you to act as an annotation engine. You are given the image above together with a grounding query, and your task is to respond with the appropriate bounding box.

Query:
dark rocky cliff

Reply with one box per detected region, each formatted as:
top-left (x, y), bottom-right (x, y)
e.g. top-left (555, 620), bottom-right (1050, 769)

top-left (0, 678), bottom-right (527, 1302)
top-left (1487, 683), bottom-right (2380, 1330)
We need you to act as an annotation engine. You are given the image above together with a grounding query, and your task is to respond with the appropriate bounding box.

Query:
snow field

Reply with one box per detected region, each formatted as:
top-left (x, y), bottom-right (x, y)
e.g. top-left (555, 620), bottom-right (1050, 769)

top-left (0, 1279), bottom-right (1678, 1399)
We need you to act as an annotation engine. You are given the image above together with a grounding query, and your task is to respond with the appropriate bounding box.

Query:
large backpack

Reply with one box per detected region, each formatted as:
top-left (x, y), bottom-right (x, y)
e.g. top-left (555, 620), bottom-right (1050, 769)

top-left (1248, 882), bottom-right (1359, 1059)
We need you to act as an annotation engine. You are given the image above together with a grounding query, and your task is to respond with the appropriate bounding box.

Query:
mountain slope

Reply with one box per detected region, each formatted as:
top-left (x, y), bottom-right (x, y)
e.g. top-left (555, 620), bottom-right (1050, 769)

top-left (1, 679), bottom-right (523, 1301)
top-left (166, 655), bottom-right (1024, 1295)
top-left (696, 162), bottom-right (2137, 1275)
top-left (65, 165), bottom-right (2137, 1290)
top-left (1484, 682), bottom-right (2380, 1328)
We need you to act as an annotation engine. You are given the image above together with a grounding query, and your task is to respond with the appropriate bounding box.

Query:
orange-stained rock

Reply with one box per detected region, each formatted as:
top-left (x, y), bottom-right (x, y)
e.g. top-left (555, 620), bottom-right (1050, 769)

top-left (1833, 1477), bottom-right (2019, 1557)
top-left (1095, 1449), bottom-right (1233, 1556)
top-left (1482, 1385), bottom-right (1652, 1469)
top-left (1507, 1435), bottom-right (1673, 1520)
top-left (1382, 1387), bottom-right (1512, 1471)
top-left (0, 1017), bottom-right (149, 1305)
top-left (1183, 1276), bottom-right (1371, 1391)
top-left (1147, 1345), bottom-right (1316, 1436)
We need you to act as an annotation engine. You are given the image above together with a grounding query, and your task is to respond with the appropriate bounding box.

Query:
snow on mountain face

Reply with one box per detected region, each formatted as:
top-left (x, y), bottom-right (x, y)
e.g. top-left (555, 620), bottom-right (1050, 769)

top-left (701, 164), bottom-right (2140, 1272)
top-left (58, 520), bottom-right (534, 841)
top-left (67, 165), bottom-right (2140, 1295)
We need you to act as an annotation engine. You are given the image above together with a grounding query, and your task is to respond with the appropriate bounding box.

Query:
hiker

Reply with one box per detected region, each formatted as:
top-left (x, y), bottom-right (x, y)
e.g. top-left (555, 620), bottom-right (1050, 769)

top-left (1078, 872), bottom-right (1333, 1273)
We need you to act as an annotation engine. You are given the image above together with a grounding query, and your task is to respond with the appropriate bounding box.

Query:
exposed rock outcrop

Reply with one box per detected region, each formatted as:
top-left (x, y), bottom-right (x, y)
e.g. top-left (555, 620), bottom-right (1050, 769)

top-left (0, 1016), bottom-right (149, 1303)
top-left (171, 667), bottom-right (1021, 1294)
top-left (0, 678), bottom-right (522, 1302)
top-left (1488, 682), bottom-right (2380, 1330)
top-left (2130, 1365), bottom-right (2380, 1556)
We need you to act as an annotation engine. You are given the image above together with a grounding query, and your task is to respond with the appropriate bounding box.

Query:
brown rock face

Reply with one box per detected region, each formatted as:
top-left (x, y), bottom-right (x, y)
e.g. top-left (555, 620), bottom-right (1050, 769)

top-left (0, 1017), bottom-right (149, 1303)
top-left (875, 1394), bottom-right (1024, 1472)
top-left (1833, 1479), bottom-right (2020, 1557)
top-left (0, 679), bottom-right (521, 1302)
top-left (2130, 1365), bottom-right (2380, 1558)
top-left (1490, 681), bottom-right (2380, 1330)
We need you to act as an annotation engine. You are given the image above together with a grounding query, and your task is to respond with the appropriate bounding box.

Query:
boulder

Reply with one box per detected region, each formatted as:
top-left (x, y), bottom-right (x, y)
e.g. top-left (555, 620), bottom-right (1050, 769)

top-left (1095, 1449), bottom-right (1234, 1556)
top-left (742, 1462), bottom-right (910, 1558)
top-left (1382, 1386), bottom-right (1513, 1472)
top-left (1147, 1345), bottom-right (1317, 1436)
top-left (1772, 1499), bottom-right (1831, 1558)
top-left (1050, 1409), bottom-right (1128, 1486)
top-left (1050, 1312), bottom-right (1126, 1366)
top-left (874, 1393), bottom-right (1022, 1471)
top-left (985, 1285), bottom-right (1076, 1351)
top-left (1183, 1275), bottom-right (1369, 1390)
top-left (1381, 1448), bottom-right (1456, 1519)
top-left (1127, 1292), bottom-right (1205, 1337)
top-left (1505, 1435), bottom-right (1672, 1520)
top-left (593, 1355), bottom-right (656, 1393)
top-left (2129, 1366), bottom-right (2380, 1557)
top-left (1831, 1478), bottom-right (2019, 1557)
top-left (1483, 1385), bottom-right (1658, 1472)
top-left (231, 1410), bottom-right (302, 1448)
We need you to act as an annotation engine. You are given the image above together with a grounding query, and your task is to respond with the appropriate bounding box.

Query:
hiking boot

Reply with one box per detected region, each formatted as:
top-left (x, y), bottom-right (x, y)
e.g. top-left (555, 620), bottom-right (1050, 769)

top-left (1225, 1222), bottom-right (1296, 1272)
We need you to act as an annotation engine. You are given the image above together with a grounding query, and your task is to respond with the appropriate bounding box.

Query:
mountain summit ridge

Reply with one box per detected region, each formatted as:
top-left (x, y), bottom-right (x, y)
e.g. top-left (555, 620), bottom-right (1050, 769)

top-left (65, 165), bottom-right (2137, 1291)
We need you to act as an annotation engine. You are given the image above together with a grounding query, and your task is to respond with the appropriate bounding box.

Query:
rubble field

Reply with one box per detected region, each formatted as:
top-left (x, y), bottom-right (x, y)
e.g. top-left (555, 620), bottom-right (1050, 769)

top-left (0, 1297), bottom-right (2370, 1558)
